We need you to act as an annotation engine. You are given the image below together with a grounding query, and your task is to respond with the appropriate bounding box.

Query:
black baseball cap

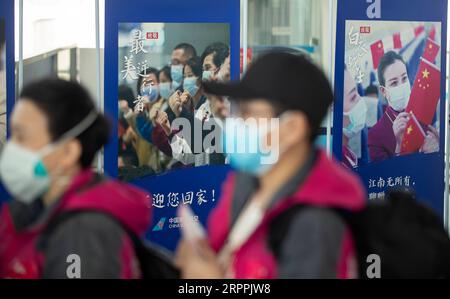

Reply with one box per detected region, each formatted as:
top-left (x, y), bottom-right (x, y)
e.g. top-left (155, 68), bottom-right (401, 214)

top-left (203, 52), bottom-right (334, 140)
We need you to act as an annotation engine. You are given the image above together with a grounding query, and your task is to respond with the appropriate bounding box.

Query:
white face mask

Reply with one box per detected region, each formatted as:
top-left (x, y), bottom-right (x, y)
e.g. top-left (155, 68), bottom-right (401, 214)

top-left (343, 99), bottom-right (368, 139)
top-left (384, 82), bottom-right (411, 112)
top-left (225, 119), bottom-right (273, 176)
top-left (170, 65), bottom-right (184, 83)
top-left (159, 82), bottom-right (173, 100)
top-left (202, 70), bottom-right (213, 81)
top-left (0, 110), bottom-right (98, 204)
top-left (0, 142), bottom-right (52, 204)
top-left (224, 113), bottom-right (292, 176)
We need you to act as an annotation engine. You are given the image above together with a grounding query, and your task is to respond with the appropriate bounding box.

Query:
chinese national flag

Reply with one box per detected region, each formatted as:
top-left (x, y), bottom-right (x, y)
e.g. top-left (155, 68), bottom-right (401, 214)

top-left (429, 25), bottom-right (436, 41)
top-left (371, 40), bottom-right (385, 70)
top-left (422, 38), bottom-right (440, 63)
top-left (400, 114), bottom-right (426, 154)
top-left (414, 25), bottom-right (425, 37)
top-left (393, 33), bottom-right (402, 49)
top-left (404, 57), bottom-right (441, 126)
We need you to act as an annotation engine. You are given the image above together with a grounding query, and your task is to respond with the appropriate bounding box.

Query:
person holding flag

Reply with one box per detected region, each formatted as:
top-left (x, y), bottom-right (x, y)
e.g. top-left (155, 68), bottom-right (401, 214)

top-left (368, 51), bottom-right (439, 163)
top-left (400, 55), bottom-right (441, 155)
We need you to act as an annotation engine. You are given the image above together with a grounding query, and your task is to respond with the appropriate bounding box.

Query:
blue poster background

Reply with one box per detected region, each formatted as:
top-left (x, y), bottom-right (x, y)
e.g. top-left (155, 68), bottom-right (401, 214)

top-left (333, 0), bottom-right (448, 216)
top-left (104, 0), bottom-right (240, 251)
top-left (0, 0), bottom-right (14, 206)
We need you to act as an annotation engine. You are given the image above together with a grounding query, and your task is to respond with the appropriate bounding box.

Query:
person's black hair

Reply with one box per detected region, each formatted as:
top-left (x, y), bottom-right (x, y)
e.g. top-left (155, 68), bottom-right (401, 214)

top-left (20, 78), bottom-right (111, 169)
top-left (118, 84), bottom-right (135, 109)
top-left (378, 51), bottom-right (407, 87)
top-left (248, 52), bottom-right (332, 143)
top-left (137, 67), bottom-right (159, 96)
top-left (185, 56), bottom-right (203, 78)
top-left (201, 42), bottom-right (229, 69)
top-left (365, 85), bottom-right (379, 97)
top-left (174, 43), bottom-right (197, 60)
top-left (159, 65), bottom-right (172, 82)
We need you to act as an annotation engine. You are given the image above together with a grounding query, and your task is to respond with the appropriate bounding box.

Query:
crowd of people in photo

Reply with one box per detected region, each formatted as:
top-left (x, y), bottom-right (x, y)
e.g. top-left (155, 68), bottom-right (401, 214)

top-left (118, 42), bottom-right (231, 181)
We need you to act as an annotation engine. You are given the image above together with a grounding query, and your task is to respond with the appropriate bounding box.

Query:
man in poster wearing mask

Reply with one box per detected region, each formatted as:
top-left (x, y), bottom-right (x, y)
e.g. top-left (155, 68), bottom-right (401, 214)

top-left (175, 52), bottom-right (366, 279)
top-left (342, 66), bottom-right (369, 169)
top-left (170, 43), bottom-right (197, 90)
top-left (158, 44), bottom-right (231, 167)
top-left (368, 51), bottom-right (439, 163)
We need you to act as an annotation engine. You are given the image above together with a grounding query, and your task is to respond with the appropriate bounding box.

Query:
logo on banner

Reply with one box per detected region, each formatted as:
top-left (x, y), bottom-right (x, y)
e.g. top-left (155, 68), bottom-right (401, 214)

top-left (153, 217), bottom-right (166, 231)
top-left (366, 0), bottom-right (381, 19)
top-left (146, 32), bottom-right (159, 40)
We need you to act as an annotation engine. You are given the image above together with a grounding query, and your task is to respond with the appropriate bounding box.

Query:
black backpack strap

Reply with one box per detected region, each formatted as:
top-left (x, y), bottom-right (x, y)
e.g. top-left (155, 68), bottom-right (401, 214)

top-left (267, 205), bottom-right (306, 260)
top-left (41, 171), bottom-right (179, 279)
top-left (267, 204), bottom-right (355, 268)
top-left (268, 204), bottom-right (355, 279)
top-left (43, 210), bottom-right (179, 279)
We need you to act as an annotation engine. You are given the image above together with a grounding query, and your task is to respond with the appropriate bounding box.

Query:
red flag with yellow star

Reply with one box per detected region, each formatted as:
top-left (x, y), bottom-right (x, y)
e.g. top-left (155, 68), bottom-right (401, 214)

top-left (370, 40), bottom-right (385, 70)
top-left (429, 25), bottom-right (436, 41)
top-left (400, 113), bottom-right (426, 155)
top-left (414, 25), bottom-right (425, 37)
top-left (422, 38), bottom-right (440, 63)
top-left (393, 33), bottom-right (402, 49)
top-left (404, 57), bottom-right (441, 126)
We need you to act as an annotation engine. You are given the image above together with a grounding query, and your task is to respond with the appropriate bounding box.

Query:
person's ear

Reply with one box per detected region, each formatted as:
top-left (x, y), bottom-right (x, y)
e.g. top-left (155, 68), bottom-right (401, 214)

top-left (273, 111), bottom-right (310, 151)
top-left (380, 86), bottom-right (388, 100)
top-left (59, 139), bottom-right (83, 170)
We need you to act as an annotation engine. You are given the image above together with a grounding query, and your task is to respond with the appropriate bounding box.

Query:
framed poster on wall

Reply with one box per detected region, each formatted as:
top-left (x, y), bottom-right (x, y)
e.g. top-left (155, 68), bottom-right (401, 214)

top-left (333, 0), bottom-right (448, 217)
top-left (104, 0), bottom-right (240, 251)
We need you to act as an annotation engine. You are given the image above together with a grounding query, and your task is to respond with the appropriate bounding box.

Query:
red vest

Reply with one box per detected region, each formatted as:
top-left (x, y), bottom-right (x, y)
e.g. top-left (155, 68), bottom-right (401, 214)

top-left (208, 150), bottom-right (366, 279)
top-left (0, 169), bottom-right (151, 279)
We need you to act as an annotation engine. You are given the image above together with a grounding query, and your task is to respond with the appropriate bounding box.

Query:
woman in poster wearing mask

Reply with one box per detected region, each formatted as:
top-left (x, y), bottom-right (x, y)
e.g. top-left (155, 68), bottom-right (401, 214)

top-left (368, 51), bottom-right (439, 163)
top-left (158, 65), bottom-right (175, 104)
top-left (342, 66), bottom-right (368, 169)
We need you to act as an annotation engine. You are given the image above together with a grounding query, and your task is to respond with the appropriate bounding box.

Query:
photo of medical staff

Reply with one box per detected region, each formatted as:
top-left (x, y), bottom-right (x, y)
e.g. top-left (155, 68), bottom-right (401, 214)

top-left (117, 23), bottom-right (231, 181)
top-left (342, 21), bottom-right (441, 169)
top-left (0, 19), bottom-right (6, 149)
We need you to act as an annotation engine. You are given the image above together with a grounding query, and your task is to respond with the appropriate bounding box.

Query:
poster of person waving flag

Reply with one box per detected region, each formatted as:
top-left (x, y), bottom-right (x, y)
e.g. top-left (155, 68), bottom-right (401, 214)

top-left (334, 0), bottom-right (447, 218)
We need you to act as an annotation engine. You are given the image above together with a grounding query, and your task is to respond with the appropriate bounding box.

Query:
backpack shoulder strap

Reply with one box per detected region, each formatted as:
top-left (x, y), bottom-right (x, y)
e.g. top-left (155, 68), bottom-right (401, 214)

top-left (267, 205), bottom-right (306, 259)
top-left (43, 210), bottom-right (179, 279)
top-left (268, 205), bottom-right (353, 259)
top-left (42, 170), bottom-right (179, 279)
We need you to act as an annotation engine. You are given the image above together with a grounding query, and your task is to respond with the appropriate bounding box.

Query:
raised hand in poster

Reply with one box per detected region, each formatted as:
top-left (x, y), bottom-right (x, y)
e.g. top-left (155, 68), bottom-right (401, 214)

top-left (420, 125), bottom-right (439, 154)
top-left (156, 110), bottom-right (171, 136)
top-left (180, 90), bottom-right (193, 110)
top-left (169, 90), bottom-right (183, 117)
top-left (393, 112), bottom-right (410, 154)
